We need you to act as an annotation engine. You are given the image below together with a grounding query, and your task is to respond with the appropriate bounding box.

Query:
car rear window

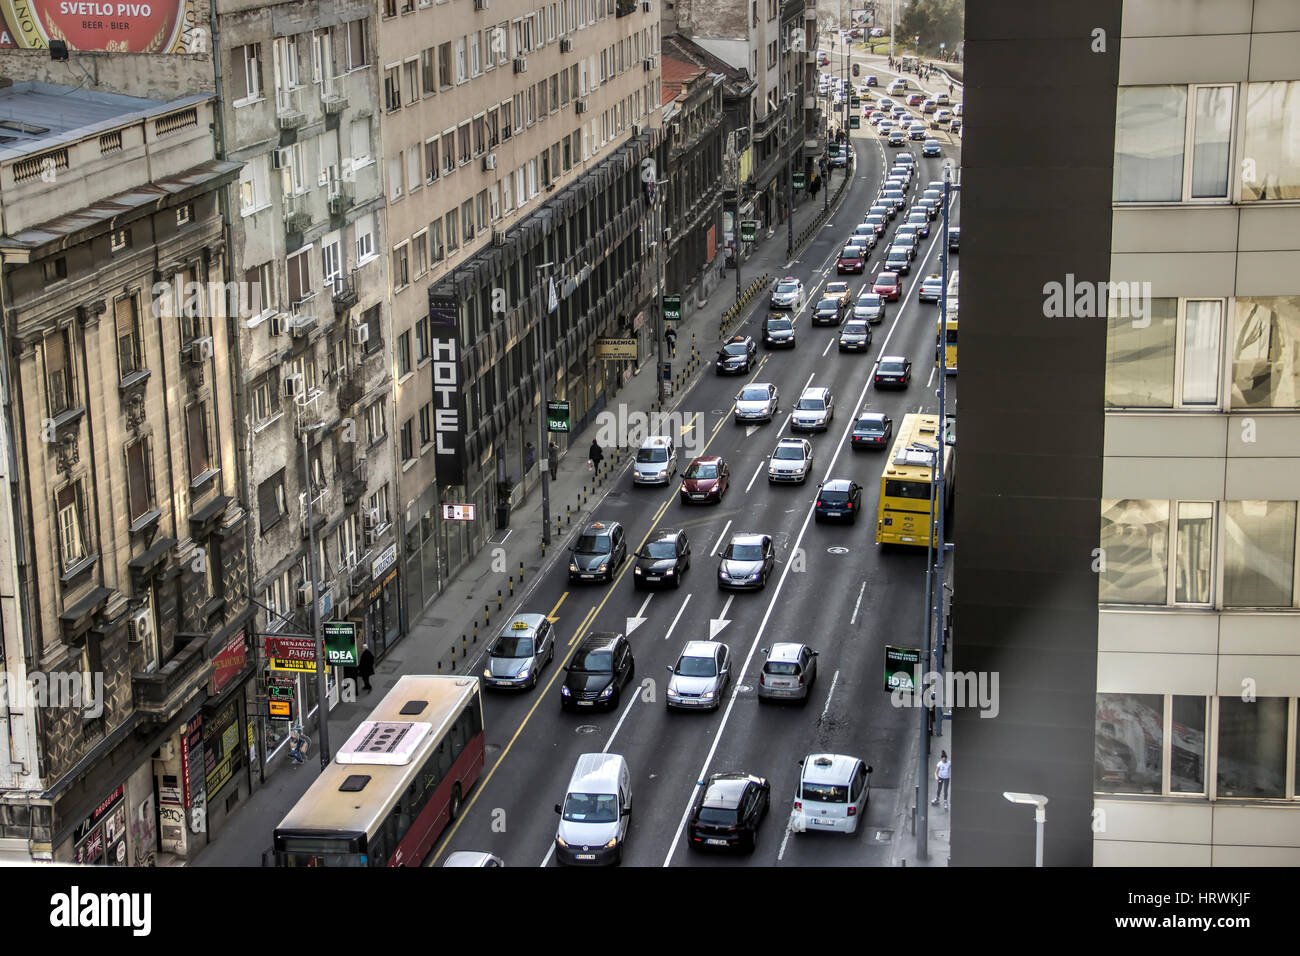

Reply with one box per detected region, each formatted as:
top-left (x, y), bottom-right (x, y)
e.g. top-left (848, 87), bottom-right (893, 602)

top-left (698, 807), bottom-right (740, 826)
top-left (879, 360), bottom-right (905, 373)
top-left (802, 782), bottom-right (849, 803)
top-left (856, 419), bottom-right (885, 434)
top-left (820, 491), bottom-right (849, 504)
top-left (764, 661), bottom-right (801, 676)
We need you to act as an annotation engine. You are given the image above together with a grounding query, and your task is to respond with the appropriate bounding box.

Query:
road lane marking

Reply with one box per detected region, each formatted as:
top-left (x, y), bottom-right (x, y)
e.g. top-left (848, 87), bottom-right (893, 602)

top-left (547, 592), bottom-right (568, 623)
top-left (626, 594), bottom-right (653, 636)
top-left (820, 670), bottom-right (841, 724)
top-left (664, 593), bottom-right (692, 642)
top-left (709, 595), bottom-right (734, 640)
top-left (710, 520), bottom-right (732, 556)
top-left (849, 581), bottom-right (867, 625)
top-left (778, 815), bottom-right (794, 861)
top-left (745, 461), bottom-right (765, 494)
top-left (822, 335), bottom-right (835, 357)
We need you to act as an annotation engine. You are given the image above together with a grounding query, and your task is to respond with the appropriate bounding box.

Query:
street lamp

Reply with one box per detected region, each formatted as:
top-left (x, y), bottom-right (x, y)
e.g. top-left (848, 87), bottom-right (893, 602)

top-left (533, 262), bottom-right (555, 545)
top-left (1003, 792), bottom-right (1049, 867)
top-left (785, 92), bottom-right (795, 260)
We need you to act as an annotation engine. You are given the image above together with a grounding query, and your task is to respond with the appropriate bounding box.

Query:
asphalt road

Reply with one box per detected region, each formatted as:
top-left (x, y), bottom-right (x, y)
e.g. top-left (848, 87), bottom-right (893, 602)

top-left (431, 121), bottom-right (961, 867)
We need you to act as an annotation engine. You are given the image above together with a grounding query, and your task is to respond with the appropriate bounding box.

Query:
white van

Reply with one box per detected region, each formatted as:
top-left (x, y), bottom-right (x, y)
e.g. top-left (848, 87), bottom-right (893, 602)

top-left (554, 753), bottom-right (632, 865)
top-left (793, 753), bottom-right (872, 834)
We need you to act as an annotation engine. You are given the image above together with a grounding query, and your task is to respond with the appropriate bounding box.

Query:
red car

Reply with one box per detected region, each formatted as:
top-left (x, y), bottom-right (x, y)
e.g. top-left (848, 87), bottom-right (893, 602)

top-left (873, 271), bottom-right (902, 301)
top-left (680, 455), bottom-right (730, 504)
top-left (836, 245), bottom-right (865, 274)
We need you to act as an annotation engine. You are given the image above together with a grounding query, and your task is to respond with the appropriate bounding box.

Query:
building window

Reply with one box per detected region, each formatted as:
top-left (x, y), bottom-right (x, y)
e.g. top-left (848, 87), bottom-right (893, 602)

top-left (445, 211), bottom-right (460, 252)
top-left (412, 232), bottom-right (428, 279)
top-left (438, 41), bottom-right (453, 88)
top-left (114, 294), bottom-right (142, 379)
top-left (45, 328), bottom-right (76, 416)
top-left (1094, 694), bottom-right (1208, 796)
top-left (251, 375), bottom-right (278, 425)
top-left (430, 219), bottom-right (445, 262)
top-left (287, 247), bottom-right (313, 305)
top-left (1217, 697), bottom-right (1289, 798)
top-left (1105, 298), bottom-right (1226, 409)
top-left (186, 402), bottom-right (214, 484)
top-left (245, 262), bottom-right (276, 318)
top-left (350, 117), bottom-right (372, 167)
top-left (424, 136), bottom-right (440, 184)
top-left (55, 482), bottom-right (88, 572)
top-left (461, 200), bottom-right (475, 242)
top-left (401, 418), bottom-right (415, 464)
top-left (1173, 501), bottom-right (1213, 606)
top-left (234, 44), bottom-right (263, 102)
top-left (264, 570), bottom-right (293, 630)
top-left (347, 18), bottom-right (369, 70)
top-left (355, 213), bottom-right (376, 263)
top-left (470, 32), bottom-right (482, 76)
top-left (458, 121), bottom-right (472, 165)
top-left (421, 48), bottom-right (437, 95)
top-left (393, 242), bottom-right (410, 291)
top-left (258, 469), bottom-right (289, 533)
top-left (366, 400), bottom-right (386, 445)
top-left (397, 330), bottom-right (412, 377)
top-left (384, 66), bottom-right (401, 110)
top-left (388, 155), bottom-right (403, 202)
top-left (406, 145), bottom-right (421, 193)
top-left (1189, 85), bottom-right (1233, 198)
top-left (1114, 86), bottom-right (1187, 202)
top-left (415, 316), bottom-right (430, 362)
top-left (1233, 297), bottom-right (1300, 409)
top-left (239, 157), bottom-right (270, 215)
top-left (125, 438), bottom-right (155, 525)
top-left (473, 114), bottom-right (486, 156)
top-left (455, 37), bottom-right (467, 84)
top-left (362, 305), bottom-right (382, 354)
top-left (501, 100), bottom-right (513, 141)
top-left (476, 189), bottom-right (488, 231)
top-left (1242, 80), bottom-right (1300, 202)
top-left (1222, 500), bottom-right (1296, 608)
top-left (419, 402), bottom-right (433, 447)
top-left (1098, 499), bottom-right (1169, 605)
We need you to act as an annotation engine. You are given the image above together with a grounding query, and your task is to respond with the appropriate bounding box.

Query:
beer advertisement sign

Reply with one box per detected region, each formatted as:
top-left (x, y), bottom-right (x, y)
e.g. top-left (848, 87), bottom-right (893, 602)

top-left (0, 0), bottom-right (202, 53)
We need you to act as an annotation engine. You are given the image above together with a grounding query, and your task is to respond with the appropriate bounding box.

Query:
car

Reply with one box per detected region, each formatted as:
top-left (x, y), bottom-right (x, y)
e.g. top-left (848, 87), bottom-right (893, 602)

top-left (948, 226), bottom-right (960, 252)
top-left (560, 633), bottom-right (634, 711)
top-left (863, 213), bottom-right (888, 236)
top-left (922, 139), bottom-right (942, 157)
top-left (794, 754), bottom-right (872, 835)
top-left (909, 124), bottom-right (929, 141)
top-left (717, 533), bottom-right (776, 590)
top-left (896, 114), bottom-right (915, 130)
top-left (950, 116), bottom-right (962, 133)
top-left (851, 411), bottom-right (893, 450)
top-left (877, 118), bottom-right (894, 136)
top-left (918, 273), bottom-right (944, 303)
top-left (851, 223), bottom-right (878, 246)
top-left (568, 521), bottom-right (627, 583)
top-left (917, 195), bottom-right (940, 220)
top-left (926, 180), bottom-right (945, 193)
top-left (884, 246), bottom-right (911, 275)
top-left (874, 354), bottom-right (912, 388)
top-left (868, 201), bottom-right (894, 221)
top-left (553, 753), bottom-right (632, 864)
top-left (838, 319), bottom-right (872, 353)
top-left (757, 643), bottom-right (819, 703)
top-left (443, 851), bottom-right (505, 867)
top-left (873, 271), bottom-right (902, 300)
top-left (836, 246), bottom-right (865, 274)
top-left (828, 145), bottom-right (848, 167)
top-left (824, 280), bottom-right (852, 307)
top-left (892, 232), bottom-right (919, 259)
top-left (894, 223), bottom-right (922, 245)
top-left (813, 296), bottom-right (848, 325)
top-left (761, 312), bottom-right (796, 348)
top-left (887, 79), bottom-right (907, 95)
top-left (853, 291), bottom-right (885, 323)
top-left (666, 640), bottom-right (731, 711)
top-left (936, 92), bottom-right (950, 106)
top-left (483, 613), bottom-right (556, 690)
top-left (768, 437), bottom-right (814, 484)
top-left (633, 435), bottom-right (676, 485)
top-left (687, 772), bottom-right (771, 851)
top-left (932, 108), bottom-right (953, 128)
top-left (869, 26), bottom-right (884, 37)
top-left (791, 385), bottom-right (834, 431)
top-left (884, 175), bottom-right (910, 193)
top-left (891, 105), bottom-right (908, 118)
top-left (922, 98), bottom-right (937, 114)
top-left (906, 93), bottom-right (925, 107)
top-left (889, 165), bottom-right (913, 185)
top-left (876, 96), bottom-right (894, 111)
top-left (895, 150), bottom-right (915, 166)
top-left (954, 102), bottom-right (963, 116)
top-left (865, 73), bottom-right (878, 85)
top-left (715, 334), bottom-right (757, 374)
top-left (879, 186), bottom-right (905, 206)
top-left (923, 186), bottom-right (945, 205)
top-left (633, 528), bottom-right (691, 589)
top-left (905, 209), bottom-right (930, 237)
top-left (770, 276), bottom-right (804, 309)
top-left (733, 382), bottom-right (779, 423)
top-left (867, 110), bottom-right (886, 126)
top-left (680, 455), bottom-right (730, 503)
top-left (814, 477), bottom-right (863, 523)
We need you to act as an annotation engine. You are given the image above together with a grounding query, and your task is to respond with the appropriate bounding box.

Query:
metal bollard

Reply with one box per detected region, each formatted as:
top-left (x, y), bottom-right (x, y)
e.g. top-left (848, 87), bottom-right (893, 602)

top-left (437, 659), bottom-right (442, 673)
top-left (473, 621), bottom-right (478, 641)
top-left (450, 646), bottom-right (456, 667)
top-left (497, 589), bottom-right (502, 610)
top-left (484, 604), bottom-right (490, 625)
top-left (519, 561), bottom-right (524, 581)
top-left (462, 635), bottom-right (468, 655)
top-left (509, 577), bottom-right (514, 596)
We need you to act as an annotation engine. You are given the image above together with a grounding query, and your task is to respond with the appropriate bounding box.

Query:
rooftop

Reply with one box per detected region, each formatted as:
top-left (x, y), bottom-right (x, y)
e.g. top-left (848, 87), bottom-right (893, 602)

top-left (661, 33), bottom-right (754, 98)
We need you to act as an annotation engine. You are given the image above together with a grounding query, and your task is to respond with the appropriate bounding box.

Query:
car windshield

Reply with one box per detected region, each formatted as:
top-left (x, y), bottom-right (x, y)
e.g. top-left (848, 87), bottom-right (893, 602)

top-left (776, 282), bottom-right (798, 294)
top-left (925, 278), bottom-right (942, 287)
top-left (877, 278), bottom-right (897, 288)
top-left (562, 792), bottom-right (619, 823)
top-left (859, 295), bottom-right (882, 307)
top-left (739, 386), bottom-right (770, 401)
top-left (575, 533), bottom-right (611, 554)
top-left (839, 249), bottom-right (859, 260)
top-left (676, 655), bottom-right (717, 677)
top-left (698, 806), bottom-right (739, 826)
top-left (636, 447), bottom-right (669, 463)
top-left (856, 419), bottom-right (885, 434)
top-left (797, 397), bottom-right (825, 410)
top-left (765, 660), bottom-right (801, 676)
top-left (645, 539), bottom-right (678, 559)
top-left (722, 342), bottom-right (748, 355)
top-left (880, 360), bottom-right (905, 373)
top-left (725, 542), bottom-right (765, 561)
top-left (817, 299), bottom-right (838, 311)
top-left (773, 445), bottom-right (805, 460)
top-left (844, 322), bottom-right (868, 334)
top-left (570, 649), bottom-right (613, 672)
top-left (686, 462), bottom-right (719, 481)
top-left (909, 213), bottom-right (927, 222)
top-left (802, 782), bottom-right (849, 803)
top-left (491, 635), bottom-right (534, 658)
top-left (766, 317), bottom-right (791, 331)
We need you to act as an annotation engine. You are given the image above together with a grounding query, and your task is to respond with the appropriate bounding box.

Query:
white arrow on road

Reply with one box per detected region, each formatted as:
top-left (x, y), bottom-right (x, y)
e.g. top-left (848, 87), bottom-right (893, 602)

top-left (709, 595), bottom-right (734, 639)
top-left (626, 594), bottom-right (652, 637)
top-left (745, 424), bottom-right (760, 438)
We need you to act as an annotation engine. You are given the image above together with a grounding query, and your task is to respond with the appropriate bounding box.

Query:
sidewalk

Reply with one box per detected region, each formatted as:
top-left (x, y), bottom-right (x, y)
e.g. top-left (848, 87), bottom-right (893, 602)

top-left (192, 157), bottom-right (853, 867)
top-left (888, 714), bottom-right (952, 867)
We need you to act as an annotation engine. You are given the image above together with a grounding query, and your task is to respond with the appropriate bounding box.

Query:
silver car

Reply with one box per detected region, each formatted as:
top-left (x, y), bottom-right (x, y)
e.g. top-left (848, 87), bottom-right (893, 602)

top-left (758, 643), bottom-right (819, 702)
top-left (666, 640), bottom-right (731, 711)
top-left (633, 435), bottom-right (676, 485)
top-left (443, 852), bottom-right (505, 867)
top-left (717, 533), bottom-right (776, 590)
top-left (483, 613), bottom-right (556, 690)
top-left (791, 386), bottom-right (834, 432)
top-left (768, 437), bottom-right (814, 484)
top-left (734, 382), bottom-right (779, 423)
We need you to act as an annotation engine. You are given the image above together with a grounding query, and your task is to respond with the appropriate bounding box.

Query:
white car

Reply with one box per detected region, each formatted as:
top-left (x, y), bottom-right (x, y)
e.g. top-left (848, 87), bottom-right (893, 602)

top-left (768, 438), bottom-right (814, 484)
top-left (734, 382), bottom-right (780, 423)
top-left (665, 641), bottom-right (731, 711)
top-left (794, 754), bottom-right (872, 835)
top-left (791, 386), bottom-right (834, 432)
top-left (632, 435), bottom-right (676, 485)
top-left (769, 277), bottom-right (804, 309)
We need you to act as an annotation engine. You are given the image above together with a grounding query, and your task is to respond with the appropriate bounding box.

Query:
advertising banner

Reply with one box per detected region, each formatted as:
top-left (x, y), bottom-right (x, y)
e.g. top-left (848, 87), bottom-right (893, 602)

top-left (323, 621), bottom-right (358, 667)
top-left (427, 289), bottom-right (466, 486)
top-left (0, 0), bottom-right (202, 52)
top-left (885, 645), bottom-right (922, 692)
top-left (595, 337), bottom-right (638, 360)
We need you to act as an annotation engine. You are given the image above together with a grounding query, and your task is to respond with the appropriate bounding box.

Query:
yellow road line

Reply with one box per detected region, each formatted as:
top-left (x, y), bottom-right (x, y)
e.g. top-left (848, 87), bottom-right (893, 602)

top-left (546, 592), bottom-right (568, 623)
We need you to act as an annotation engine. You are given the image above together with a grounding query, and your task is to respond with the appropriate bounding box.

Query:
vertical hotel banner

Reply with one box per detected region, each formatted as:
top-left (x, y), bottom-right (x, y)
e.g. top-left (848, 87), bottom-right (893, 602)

top-left (427, 288), bottom-right (466, 486)
top-left (0, 0), bottom-right (201, 52)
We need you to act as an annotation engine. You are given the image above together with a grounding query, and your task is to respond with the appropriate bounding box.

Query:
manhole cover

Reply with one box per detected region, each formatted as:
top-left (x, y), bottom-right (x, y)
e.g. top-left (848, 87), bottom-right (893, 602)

top-left (575, 725), bottom-right (599, 735)
top-left (827, 546), bottom-right (849, 554)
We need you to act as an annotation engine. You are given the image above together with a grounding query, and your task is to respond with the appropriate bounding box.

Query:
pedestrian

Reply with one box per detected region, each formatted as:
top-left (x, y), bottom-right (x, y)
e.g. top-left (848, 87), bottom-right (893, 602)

top-left (665, 325), bottom-right (677, 357)
top-left (525, 441), bottom-right (536, 471)
top-left (548, 440), bottom-right (559, 481)
top-left (358, 643), bottom-right (375, 692)
top-left (288, 726), bottom-right (308, 764)
top-left (949, 81), bottom-right (954, 95)
top-left (931, 751), bottom-right (951, 809)
top-left (588, 438), bottom-right (604, 472)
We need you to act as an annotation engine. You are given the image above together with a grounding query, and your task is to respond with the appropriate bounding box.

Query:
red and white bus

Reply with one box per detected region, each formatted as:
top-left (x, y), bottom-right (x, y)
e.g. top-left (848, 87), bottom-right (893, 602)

top-left (273, 676), bottom-right (485, 866)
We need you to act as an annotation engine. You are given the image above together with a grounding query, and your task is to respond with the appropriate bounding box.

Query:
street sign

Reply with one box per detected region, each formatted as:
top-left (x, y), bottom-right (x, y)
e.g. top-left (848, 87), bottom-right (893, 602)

top-left (850, 96), bottom-right (861, 108)
top-left (659, 362), bottom-right (672, 382)
top-left (792, 171), bottom-right (806, 190)
top-left (323, 621), bottom-right (358, 667)
top-left (546, 400), bottom-right (570, 432)
top-left (596, 337), bottom-right (638, 359)
top-left (441, 503), bottom-right (477, 521)
top-left (740, 220), bottom-right (759, 243)
top-left (662, 294), bottom-right (682, 321)
top-left (850, 115), bottom-right (861, 129)
top-left (885, 645), bottom-right (921, 692)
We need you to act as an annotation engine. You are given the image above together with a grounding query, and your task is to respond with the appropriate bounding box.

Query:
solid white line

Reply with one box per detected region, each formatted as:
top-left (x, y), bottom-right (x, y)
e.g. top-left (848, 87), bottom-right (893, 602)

top-left (820, 670), bottom-right (841, 724)
top-left (710, 519), bottom-right (732, 557)
top-left (663, 593), bottom-right (692, 642)
top-left (777, 815), bottom-right (794, 861)
top-left (745, 460), bottom-right (765, 494)
top-left (926, 364), bottom-right (936, 389)
top-left (849, 581), bottom-right (866, 625)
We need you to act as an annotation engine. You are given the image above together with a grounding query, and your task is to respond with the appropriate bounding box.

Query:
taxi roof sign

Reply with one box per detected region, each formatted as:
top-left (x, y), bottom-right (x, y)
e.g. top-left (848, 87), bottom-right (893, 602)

top-left (511, 620), bottom-right (531, 629)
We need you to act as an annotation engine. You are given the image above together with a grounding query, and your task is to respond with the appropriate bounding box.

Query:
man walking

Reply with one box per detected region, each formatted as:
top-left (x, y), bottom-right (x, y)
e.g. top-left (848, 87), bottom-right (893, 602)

top-left (358, 643), bottom-right (375, 693)
top-left (665, 325), bottom-right (677, 357)
top-left (931, 751), bottom-right (951, 809)
top-left (548, 440), bottom-right (560, 481)
top-left (588, 438), bottom-right (604, 472)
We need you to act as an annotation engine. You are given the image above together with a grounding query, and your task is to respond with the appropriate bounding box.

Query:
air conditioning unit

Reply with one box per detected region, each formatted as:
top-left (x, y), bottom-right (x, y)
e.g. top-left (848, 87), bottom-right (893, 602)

top-left (483, 152), bottom-right (497, 171)
top-left (272, 146), bottom-right (293, 169)
top-left (268, 314), bottom-right (285, 336)
top-left (351, 323), bottom-right (370, 345)
top-left (188, 336), bottom-right (213, 364)
top-left (491, 230), bottom-right (507, 247)
top-left (296, 582), bottom-right (313, 607)
top-left (363, 508), bottom-right (381, 531)
top-left (575, 97), bottom-right (588, 114)
top-left (513, 57), bottom-right (528, 73)
top-left (560, 37), bottom-right (573, 53)
top-left (474, 0), bottom-right (488, 8)
top-left (129, 609), bottom-right (152, 643)
top-left (643, 57), bottom-right (656, 72)
top-left (283, 372), bottom-right (305, 398)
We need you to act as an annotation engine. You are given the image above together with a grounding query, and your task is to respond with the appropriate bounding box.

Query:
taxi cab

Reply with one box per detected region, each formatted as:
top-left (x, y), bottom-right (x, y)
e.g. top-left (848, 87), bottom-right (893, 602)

top-left (793, 754), bottom-right (873, 835)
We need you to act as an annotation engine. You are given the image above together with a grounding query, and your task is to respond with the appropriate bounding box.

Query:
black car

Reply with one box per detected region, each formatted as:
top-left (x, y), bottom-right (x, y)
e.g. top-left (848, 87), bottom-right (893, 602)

top-left (560, 632), bottom-right (635, 711)
top-left (851, 411), bottom-right (893, 450)
top-left (814, 478), bottom-right (864, 523)
top-left (874, 355), bottom-right (912, 389)
top-left (716, 335), bottom-right (757, 374)
top-left (838, 320), bottom-right (872, 352)
top-left (761, 313), bottom-right (797, 348)
top-left (568, 520), bottom-right (627, 583)
top-left (812, 296), bottom-right (848, 326)
top-left (633, 529), bottom-right (691, 589)
top-left (717, 533), bottom-right (777, 590)
top-left (948, 226), bottom-right (960, 252)
top-left (687, 772), bottom-right (771, 852)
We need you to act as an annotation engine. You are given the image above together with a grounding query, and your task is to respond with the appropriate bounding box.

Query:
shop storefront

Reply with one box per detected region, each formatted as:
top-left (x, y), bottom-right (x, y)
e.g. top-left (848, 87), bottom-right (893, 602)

top-left (72, 783), bottom-right (129, 866)
top-left (200, 694), bottom-right (248, 842)
top-left (361, 544), bottom-right (400, 656)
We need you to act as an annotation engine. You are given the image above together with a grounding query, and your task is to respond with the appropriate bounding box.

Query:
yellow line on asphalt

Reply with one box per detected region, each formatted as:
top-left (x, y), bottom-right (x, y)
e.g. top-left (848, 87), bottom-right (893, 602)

top-left (680, 412), bottom-right (698, 435)
top-left (546, 592), bottom-right (568, 623)
top-left (568, 606), bottom-right (598, 645)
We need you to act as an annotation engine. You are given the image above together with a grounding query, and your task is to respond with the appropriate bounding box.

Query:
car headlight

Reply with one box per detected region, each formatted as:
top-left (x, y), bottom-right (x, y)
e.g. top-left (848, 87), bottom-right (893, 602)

top-left (599, 684), bottom-right (615, 698)
top-left (556, 836), bottom-right (569, 847)
top-left (570, 562), bottom-right (579, 572)
top-left (701, 691), bottom-right (715, 700)
top-left (604, 838), bottom-right (619, 848)
top-left (747, 573), bottom-right (761, 581)
top-left (598, 563), bottom-right (608, 572)
top-left (665, 568), bottom-right (675, 575)
top-left (482, 668), bottom-right (493, 679)
top-left (634, 566), bottom-right (642, 575)
top-left (517, 668), bottom-right (530, 680)
top-left (561, 686), bottom-right (571, 696)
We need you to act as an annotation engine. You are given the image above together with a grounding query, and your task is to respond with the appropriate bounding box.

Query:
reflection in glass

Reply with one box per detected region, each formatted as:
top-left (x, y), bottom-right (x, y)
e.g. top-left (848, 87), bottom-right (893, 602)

top-left (1099, 499), bottom-right (1169, 605)
top-left (1223, 501), bottom-right (1296, 607)
top-left (1170, 696), bottom-right (1207, 793)
top-left (1190, 86), bottom-right (1233, 198)
top-left (1181, 300), bottom-right (1222, 404)
top-left (1232, 297), bottom-right (1300, 408)
top-left (1095, 693), bottom-right (1163, 793)
top-left (1241, 81), bottom-right (1300, 201)
top-left (1217, 697), bottom-right (1288, 798)
top-left (1105, 298), bottom-right (1177, 407)
top-left (1174, 502), bottom-right (1213, 605)
top-left (1114, 86), bottom-right (1187, 201)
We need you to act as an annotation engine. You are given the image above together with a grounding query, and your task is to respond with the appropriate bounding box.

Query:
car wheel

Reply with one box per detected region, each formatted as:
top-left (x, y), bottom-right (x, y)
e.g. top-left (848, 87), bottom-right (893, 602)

top-left (745, 828), bottom-right (758, 853)
top-left (849, 512), bottom-right (858, 525)
top-left (548, 645), bottom-right (555, 666)
top-left (674, 574), bottom-right (682, 589)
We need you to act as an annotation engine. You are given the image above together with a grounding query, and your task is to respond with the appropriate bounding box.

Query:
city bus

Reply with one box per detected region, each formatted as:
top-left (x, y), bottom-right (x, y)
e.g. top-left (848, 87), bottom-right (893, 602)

top-left (876, 413), bottom-right (955, 548)
top-left (273, 675), bottom-right (485, 866)
top-left (936, 270), bottom-right (958, 373)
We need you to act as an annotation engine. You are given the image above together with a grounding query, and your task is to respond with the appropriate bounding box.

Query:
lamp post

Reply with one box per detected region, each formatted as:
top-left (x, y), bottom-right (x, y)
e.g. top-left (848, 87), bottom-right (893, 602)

top-left (728, 127), bottom-right (748, 305)
top-left (655, 176), bottom-right (668, 407)
top-left (533, 262), bottom-right (554, 545)
top-left (299, 425), bottom-right (330, 769)
top-left (1004, 792), bottom-right (1049, 866)
top-left (785, 92), bottom-right (795, 260)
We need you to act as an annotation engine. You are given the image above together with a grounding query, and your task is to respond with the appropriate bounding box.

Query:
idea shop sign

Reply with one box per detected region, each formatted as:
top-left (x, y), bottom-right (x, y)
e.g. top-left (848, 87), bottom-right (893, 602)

top-left (0, 0), bottom-right (202, 52)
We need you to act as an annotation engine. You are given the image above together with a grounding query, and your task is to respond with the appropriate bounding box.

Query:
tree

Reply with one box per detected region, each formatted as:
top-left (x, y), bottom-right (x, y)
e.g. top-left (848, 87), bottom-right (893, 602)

top-left (898, 0), bottom-right (963, 55)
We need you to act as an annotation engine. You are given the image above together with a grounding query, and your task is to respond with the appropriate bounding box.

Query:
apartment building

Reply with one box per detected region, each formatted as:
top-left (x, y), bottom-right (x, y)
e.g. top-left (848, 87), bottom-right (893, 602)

top-left (0, 83), bottom-right (248, 864)
top-left (376, 0), bottom-right (665, 614)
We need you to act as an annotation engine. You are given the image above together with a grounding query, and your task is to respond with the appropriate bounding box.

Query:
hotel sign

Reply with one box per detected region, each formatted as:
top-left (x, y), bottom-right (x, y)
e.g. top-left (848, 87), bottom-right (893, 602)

top-left (427, 290), bottom-right (466, 486)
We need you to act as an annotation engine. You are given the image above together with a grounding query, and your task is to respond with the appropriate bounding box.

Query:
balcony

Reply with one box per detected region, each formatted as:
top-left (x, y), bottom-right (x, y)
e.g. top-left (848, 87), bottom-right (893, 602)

top-left (133, 637), bottom-right (213, 723)
top-left (276, 87), bottom-right (306, 130)
top-left (283, 193), bottom-right (312, 236)
top-left (330, 273), bottom-right (358, 313)
top-left (337, 370), bottom-right (364, 408)
top-left (328, 186), bottom-right (353, 219)
top-left (321, 75), bottom-right (349, 115)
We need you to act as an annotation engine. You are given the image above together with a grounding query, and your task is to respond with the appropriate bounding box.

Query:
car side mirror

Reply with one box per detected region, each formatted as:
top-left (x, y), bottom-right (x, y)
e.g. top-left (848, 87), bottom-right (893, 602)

top-left (865, 766), bottom-right (874, 774)
top-left (760, 647), bottom-right (768, 656)
top-left (811, 650), bottom-right (820, 657)
top-left (555, 804), bottom-right (563, 814)
top-left (621, 807), bottom-right (631, 818)
top-left (666, 665), bottom-right (674, 673)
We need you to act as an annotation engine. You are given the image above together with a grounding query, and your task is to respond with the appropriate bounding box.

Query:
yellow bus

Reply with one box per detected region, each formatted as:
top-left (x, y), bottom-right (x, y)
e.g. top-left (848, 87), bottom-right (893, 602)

top-left (936, 270), bottom-right (958, 373)
top-left (876, 413), bottom-right (955, 548)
